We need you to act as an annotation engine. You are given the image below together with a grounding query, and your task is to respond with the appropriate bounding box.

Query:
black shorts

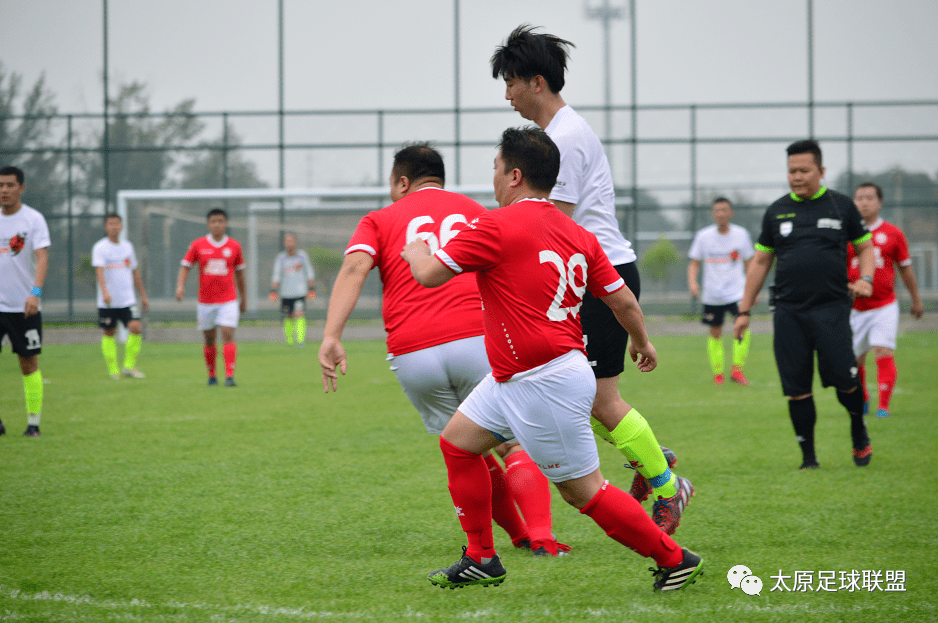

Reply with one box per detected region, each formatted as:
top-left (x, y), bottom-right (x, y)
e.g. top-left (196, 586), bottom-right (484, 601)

top-left (0, 311), bottom-right (43, 358)
top-left (580, 262), bottom-right (641, 379)
top-left (280, 297), bottom-right (306, 318)
top-left (701, 302), bottom-right (740, 327)
top-left (98, 306), bottom-right (139, 330)
top-left (773, 299), bottom-right (858, 396)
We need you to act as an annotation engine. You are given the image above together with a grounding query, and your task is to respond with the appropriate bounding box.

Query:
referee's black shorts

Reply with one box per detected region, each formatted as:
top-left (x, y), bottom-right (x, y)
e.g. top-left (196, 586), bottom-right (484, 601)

top-left (773, 299), bottom-right (859, 396)
top-left (580, 261), bottom-right (640, 379)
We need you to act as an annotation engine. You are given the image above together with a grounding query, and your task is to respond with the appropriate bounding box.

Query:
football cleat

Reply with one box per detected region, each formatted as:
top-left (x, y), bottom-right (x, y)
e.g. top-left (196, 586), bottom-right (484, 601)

top-left (628, 446), bottom-right (678, 503)
top-left (713, 374), bottom-right (725, 385)
top-left (23, 425), bottom-right (41, 438)
top-left (652, 476), bottom-right (694, 535)
top-left (208, 377), bottom-right (219, 386)
top-left (799, 460), bottom-right (820, 471)
top-left (730, 367), bottom-right (750, 386)
top-left (853, 445), bottom-right (872, 467)
top-left (875, 408), bottom-right (889, 418)
top-left (110, 373), bottom-right (121, 380)
top-left (530, 539), bottom-right (571, 557)
top-left (225, 377), bottom-right (237, 387)
top-left (428, 547), bottom-right (506, 589)
top-left (122, 368), bottom-right (145, 379)
top-left (651, 548), bottom-right (704, 592)
top-left (0, 419), bottom-right (6, 436)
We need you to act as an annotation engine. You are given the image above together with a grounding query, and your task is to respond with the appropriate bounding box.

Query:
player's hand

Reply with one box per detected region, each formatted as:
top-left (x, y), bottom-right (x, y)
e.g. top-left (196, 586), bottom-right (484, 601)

top-left (733, 313), bottom-right (750, 340)
top-left (103, 291), bottom-right (112, 306)
top-left (319, 336), bottom-right (348, 393)
top-left (401, 239), bottom-right (431, 263)
top-left (141, 295), bottom-right (149, 312)
top-left (689, 282), bottom-right (699, 299)
top-left (175, 286), bottom-right (184, 301)
top-left (307, 290), bottom-right (317, 301)
top-left (628, 340), bottom-right (657, 372)
top-left (269, 291), bottom-right (278, 302)
top-left (24, 295), bottom-right (39, 318)
top-left (239, 298), bottom-right (247, 313)
top-left (911, 298), bottom-right (924, 319)
top-left (848, 279), bottom-right (873, 298)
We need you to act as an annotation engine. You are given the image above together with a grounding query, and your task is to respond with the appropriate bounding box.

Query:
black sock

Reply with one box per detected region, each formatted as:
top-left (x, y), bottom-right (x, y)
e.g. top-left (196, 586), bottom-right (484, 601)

top-left (837, 386), bottom-right (869, 450)
top-left (788, 396), bottom-right (818, 464)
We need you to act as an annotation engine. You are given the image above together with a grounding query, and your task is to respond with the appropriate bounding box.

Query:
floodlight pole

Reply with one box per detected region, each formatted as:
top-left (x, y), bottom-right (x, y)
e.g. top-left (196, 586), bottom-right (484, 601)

top-left (584, 0), bottom-right (623, 160)
top-left (103, 0), bottom-right (110, 212)
top-left (454, 0), bottom-right (461, 185)
top-left (807, 0), bottom-right (815, 138)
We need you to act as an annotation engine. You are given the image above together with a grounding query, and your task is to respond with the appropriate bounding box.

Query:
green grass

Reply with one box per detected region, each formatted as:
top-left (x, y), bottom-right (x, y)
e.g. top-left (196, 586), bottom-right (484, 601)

top-left (1, 332), bottom-right (936, 622)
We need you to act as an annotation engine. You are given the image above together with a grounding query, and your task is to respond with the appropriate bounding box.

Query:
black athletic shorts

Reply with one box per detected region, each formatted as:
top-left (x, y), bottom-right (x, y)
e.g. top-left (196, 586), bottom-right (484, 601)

top-left (0, 311), bottom-right (43, 358)
top-left (280, 297), bottom-right (305, 318)
top-left (98, 306), bottom-right (139, 330)
top-left (773, 299), bottom-right (858, 396)
top-left (701, 302), bottom-right (740, 327)
top-left (580, 261), bottom-right (641, 379)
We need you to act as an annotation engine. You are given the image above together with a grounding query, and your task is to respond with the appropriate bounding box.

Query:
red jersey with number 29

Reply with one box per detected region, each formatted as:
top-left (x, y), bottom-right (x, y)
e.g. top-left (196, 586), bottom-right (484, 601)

top-left (345, 187), bottom-right (487, 356)
top-left (435, 199), bottom-right (625, 382)
top-left (181, 235), bottom-right (245, 304)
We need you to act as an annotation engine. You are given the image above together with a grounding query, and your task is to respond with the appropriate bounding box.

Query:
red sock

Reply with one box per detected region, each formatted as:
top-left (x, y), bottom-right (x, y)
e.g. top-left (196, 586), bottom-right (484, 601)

top-left (484, 454), bottom-right (529, 547)
top-left (877, 355), bottom-right (897, 411)
top-left (503, 450), bottom-right (553, 544)
top-left (580, 480), bottom-right (683, 568)
top-left (858, 365), bottom-right (869, 402)
top-left (223, 342), bottom-right (237, 378)
top-left (204, 345), bottom-right (217, 378)
top-left (439, 437), bottom-right (495, 562)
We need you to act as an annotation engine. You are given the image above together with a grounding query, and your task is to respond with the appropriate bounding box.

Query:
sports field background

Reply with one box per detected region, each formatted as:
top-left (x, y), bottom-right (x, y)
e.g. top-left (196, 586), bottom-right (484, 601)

top-left (1, 328), bottom-right (936, 622)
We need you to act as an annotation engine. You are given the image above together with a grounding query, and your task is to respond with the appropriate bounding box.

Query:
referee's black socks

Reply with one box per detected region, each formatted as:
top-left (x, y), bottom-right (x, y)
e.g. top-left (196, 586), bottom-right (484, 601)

top-left (837, 385), bottom-right (870, 451)
top-left (788, 396), bottom-right (817, 465)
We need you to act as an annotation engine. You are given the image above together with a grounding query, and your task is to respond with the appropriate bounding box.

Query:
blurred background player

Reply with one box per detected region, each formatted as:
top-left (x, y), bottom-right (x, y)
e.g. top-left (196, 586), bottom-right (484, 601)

top-left (0, 165), bottom-right (50, 437)
top-left (92, 213), bottom-right (149, 379)
top-left (403, 127), bottom-right (702, 592)
top-left (176, 208), bottom-right (246, 387)
top-left (491, 25), bottom-right (692, 535)
top-left (319, 142), bottom-right (567, 556)
top-left (848, 182), bottom-right (924, 418)
top-left (735, 140), bottom-right (875, 469)
top-left (687, 197), bottom-right (754, 385)
top-left (270, 233), bottom-right (316, 347)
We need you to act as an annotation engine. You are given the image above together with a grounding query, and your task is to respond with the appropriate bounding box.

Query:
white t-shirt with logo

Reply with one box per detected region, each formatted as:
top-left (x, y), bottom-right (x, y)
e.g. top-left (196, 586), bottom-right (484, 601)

top-left (272, 250), bottom-right (315, 299)
top-left (688, 223), bottom-right (754, 305)
top-left (545, 105), bottom-right (636, 266)
top-left (0, 204), bottom-right (51, 313)
top-left (92, 237), bottom-right (139, 308)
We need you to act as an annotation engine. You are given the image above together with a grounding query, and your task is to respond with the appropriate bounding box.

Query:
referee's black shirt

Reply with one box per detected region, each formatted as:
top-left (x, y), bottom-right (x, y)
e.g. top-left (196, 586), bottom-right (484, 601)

top-left (756, 187), bottom-right (871, 311)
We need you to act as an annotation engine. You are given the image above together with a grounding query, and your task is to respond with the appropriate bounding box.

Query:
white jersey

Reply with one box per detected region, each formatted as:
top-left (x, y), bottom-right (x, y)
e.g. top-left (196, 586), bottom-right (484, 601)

top-left (545, 105), bottom-right (636, 266)
top-left (688, 223), bottom-right (754, 305)
top-left (92, 237), bottom-right (138, 308)
top-left (272, 250), bottom-right (315, 299)
top-left (0, 204), bottom-right (51, 313)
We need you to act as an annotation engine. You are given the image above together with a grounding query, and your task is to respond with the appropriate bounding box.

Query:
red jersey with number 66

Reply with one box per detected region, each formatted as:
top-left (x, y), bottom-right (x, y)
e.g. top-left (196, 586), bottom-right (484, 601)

top-left (345, 187), bottom-right (487, 356)
top-left (181, 235), bottom-right (245, 304)
top-left (434, 199), bottom-right (625, 382)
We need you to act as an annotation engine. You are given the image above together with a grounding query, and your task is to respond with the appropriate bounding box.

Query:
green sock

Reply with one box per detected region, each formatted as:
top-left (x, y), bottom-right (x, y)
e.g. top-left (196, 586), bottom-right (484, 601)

top-left (733, 329), bottom-right (751, 367)
top-left (609, 408), bottom-right (678, 499)
top-left (283, 318), bottom-right (295, 344)
top-left (123, 333), bottom-right (142, 370)
top-left (102, 335), bottom-right (119, 375)
top-left (23, 370), bottom-right (43, 424)
top-left (708, 336), bottom-right (724, 375)
top-left (296, 317), bottom-right (307, 344)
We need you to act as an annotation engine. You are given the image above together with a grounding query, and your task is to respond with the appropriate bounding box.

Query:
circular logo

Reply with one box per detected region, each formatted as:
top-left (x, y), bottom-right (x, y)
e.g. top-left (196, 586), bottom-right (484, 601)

top-left (875, 232), bottom-right (887, 245)
top-left (223, 248), bottom-right (232, 258)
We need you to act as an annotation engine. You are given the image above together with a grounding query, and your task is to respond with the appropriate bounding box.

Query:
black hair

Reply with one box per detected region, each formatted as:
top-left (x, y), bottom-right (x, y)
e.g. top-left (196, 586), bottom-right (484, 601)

top-left (498, 126), bottom-right (560, 193)
top-left (712, 197), bottom-right (732, 207)
top-left (490, 24), bottom-right (574, 94)
top-left (786, 139), bottom-right (823, 168)
top-left (0, 165), bottom-right (25, 185)
top-left (392, 142), bottom-right (445, 185)
top-left (104, 213), bottom-right (122, 222)
top-left (856, 182), bottom-right (883, 201)
top-left (207, 208), bottom-right (228, 220)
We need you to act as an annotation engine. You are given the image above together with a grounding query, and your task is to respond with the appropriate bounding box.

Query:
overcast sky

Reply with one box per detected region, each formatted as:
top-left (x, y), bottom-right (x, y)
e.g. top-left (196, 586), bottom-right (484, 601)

top-left (2, 0), bottom-right (937, 195)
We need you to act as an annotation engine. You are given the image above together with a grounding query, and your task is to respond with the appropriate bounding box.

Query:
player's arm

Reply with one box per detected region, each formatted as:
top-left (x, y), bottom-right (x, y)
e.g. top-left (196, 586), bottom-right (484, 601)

top-left (898, 264), bottom-right (924, 318)
top-left (552, 199), bottom-right (576, 219)
top-left (847, 239), bottom-right (875, 298)
top-left (401, 240), bottom-right (455, 287)
top-left (235, 267), bottom-right (247, 313)
top-left (132, 268), bottom-right (149, 311)
top-left (25, 246), bottom-right (48, 317)
top-left (733, 249), bottom-right (774, 339)
top-left (601, 285), bottom-right (657, 372)
top-left (175, 265), bottom-right (191, 301)
top-left (319, 251), bottom-right (374, 393)
top-left (96, 266), bottom-right (112, 306)
top-left (687, 259), bottom-right (701, 299)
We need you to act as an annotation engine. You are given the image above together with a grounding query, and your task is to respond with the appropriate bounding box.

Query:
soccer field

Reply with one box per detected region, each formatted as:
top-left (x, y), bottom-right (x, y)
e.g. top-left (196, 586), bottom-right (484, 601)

top-left (1, 332), bottom-right (936, 622)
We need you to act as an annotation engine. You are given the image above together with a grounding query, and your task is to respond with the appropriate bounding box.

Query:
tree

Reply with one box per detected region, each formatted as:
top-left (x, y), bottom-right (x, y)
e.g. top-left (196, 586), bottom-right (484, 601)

top-left (179, 122), bottom-right (267, 189)
top-left (641, 236), bottom-right (681, 284)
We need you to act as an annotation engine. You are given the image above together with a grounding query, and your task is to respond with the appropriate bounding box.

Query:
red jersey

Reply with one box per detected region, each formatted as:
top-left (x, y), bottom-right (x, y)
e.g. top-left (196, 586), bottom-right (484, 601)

top-left (345, 187), bottom-right (487, 356)
top-left (181, 235), bottom-right (245, 304)
top-left (435, 199), bottom-right (625, 382)
top-left (848, 219), bottom-right (911, 311)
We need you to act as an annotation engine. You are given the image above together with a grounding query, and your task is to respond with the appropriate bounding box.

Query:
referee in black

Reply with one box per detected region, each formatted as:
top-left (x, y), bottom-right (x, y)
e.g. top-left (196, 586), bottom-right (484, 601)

top-left (734, 140), bottom-right (876, 470)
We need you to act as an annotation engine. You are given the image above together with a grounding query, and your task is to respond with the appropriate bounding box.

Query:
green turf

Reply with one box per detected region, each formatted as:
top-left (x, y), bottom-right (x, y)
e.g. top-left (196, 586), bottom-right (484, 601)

top-left (1, 332), bottom-right (936, 622)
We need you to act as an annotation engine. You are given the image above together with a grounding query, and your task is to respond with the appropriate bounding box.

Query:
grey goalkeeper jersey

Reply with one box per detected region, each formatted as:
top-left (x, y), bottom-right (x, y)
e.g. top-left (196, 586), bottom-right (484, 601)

top-left (272, 250), bottom-right (315, 298)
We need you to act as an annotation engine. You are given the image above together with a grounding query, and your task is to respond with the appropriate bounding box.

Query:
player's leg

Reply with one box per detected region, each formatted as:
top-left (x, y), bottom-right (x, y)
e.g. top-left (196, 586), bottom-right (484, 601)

top-left (703, 305), bottom-right (726, 384)
top-left (99, 308), bottom-right (121, 378)
top-left (869, 301), bottom-right (900, 418)
top-left (14, 313), bottom-right (44, 437)
top-left (850, 307), bottom-right (873, 412)
top-left (198, 304), bottom-right (219, 384)
top-left (293, 303), bottom-right (307, 346)
top-left (728, 303), bottom-right (751, 385)
top-left (219, 301), bottom-right (239, 386)
top-left (774, 306), bottom-right (819, 469)
top-left (122, 308), bottom-right (144, 378)
top-left (280, 299), bottom-right (294, 345)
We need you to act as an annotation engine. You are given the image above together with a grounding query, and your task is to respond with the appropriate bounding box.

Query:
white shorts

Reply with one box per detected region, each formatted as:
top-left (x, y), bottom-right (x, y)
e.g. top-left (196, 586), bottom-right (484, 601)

top-left (458, 350), bottom-right (599, 483)
top-left (850, 300), bottom-right (899, 357)
top-left (390, 335), bottom-right (489, 435)
top-left (197, 300), bottom-right (240, 331)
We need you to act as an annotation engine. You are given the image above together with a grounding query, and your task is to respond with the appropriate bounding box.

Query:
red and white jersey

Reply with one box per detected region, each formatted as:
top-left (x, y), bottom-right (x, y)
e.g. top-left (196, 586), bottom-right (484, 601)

top-left (434, 199), bottom-right (625, 382)
top-left (345, 187), bottom-right (487, 356)
top-left (181, 235), bottom-right (245, 304)
top-left (848, 219), bottom-right (911, 312)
